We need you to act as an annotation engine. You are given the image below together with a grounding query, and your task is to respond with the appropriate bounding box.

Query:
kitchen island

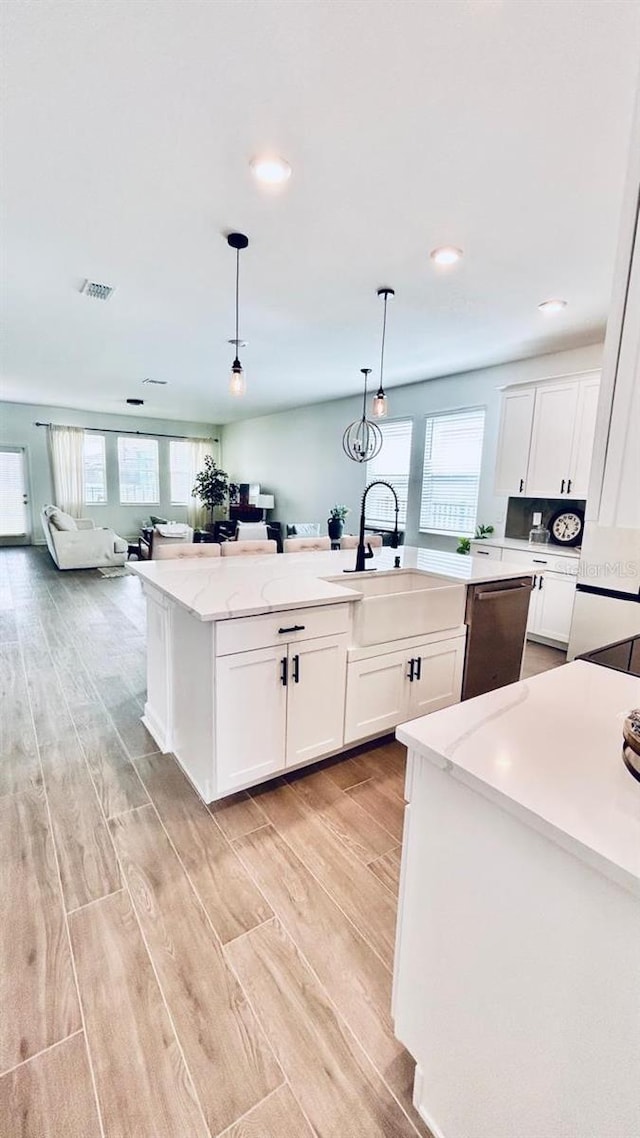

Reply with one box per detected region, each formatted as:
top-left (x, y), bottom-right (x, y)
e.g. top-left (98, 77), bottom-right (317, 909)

top-left (130, 545), bottom-right (531, 802)
top-left (394, 660), bottom-right (640, 1138)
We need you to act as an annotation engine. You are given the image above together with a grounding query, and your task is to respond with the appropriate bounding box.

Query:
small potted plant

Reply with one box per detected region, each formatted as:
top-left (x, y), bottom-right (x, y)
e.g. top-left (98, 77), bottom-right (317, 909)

top-left (192, 456), bottom-right (231, 530)
top-left (327, 504), bottom-right (350, 541)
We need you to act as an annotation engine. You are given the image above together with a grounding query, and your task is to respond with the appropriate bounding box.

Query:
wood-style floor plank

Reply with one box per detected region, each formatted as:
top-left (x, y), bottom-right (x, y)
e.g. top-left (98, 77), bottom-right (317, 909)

top-left (0, 1033), bottom-right (101, 1138)
top-left (249, 779), bottom-right (398, 967)
top-left (109, 805), bottom-right (282, 1136)
top-left (209, 789), bottom-right (269, 840)
top-left (135, 753), bottom-right (272, 943)
top-left (0, 786), bottom-right (80, 1072)
top-left (347, 776), bottom-right (406, 843)
top-left (368, 847), bottom-right (402, 896)
top-left (40, 735), bottom-right (121, 912)
top-left (286, 766), bottom-right (398, 863)
top-left (0, 642), bottom-right (41, 798)
top-left (232, 824), bottom-right (421, 1120)
top-left (69, 889), bottom-right (209, 1138)
top-left (220, 1084), bottom-right (314, 1138)
top-left (90, 674), bottom-right (158, 761)
top-left (74, 707), bottom-right (149, 818)
top-left (226, 919), bottom-right (419, 1138)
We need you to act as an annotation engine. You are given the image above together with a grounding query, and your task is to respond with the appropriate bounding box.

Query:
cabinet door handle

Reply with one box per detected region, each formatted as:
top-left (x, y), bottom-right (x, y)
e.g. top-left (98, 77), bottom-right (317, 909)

top-left (407, 659), bottom-right (415, 682)
top-left (519, 478), bottom-right (524, 493)
top-left (567, 479), bottom-right (572, 494)
top-left (532, 575), bottom-right (537, 589)
top-left (278, 624), bottom-right (305, 634)
top-left (292, 654), bottom-right (300, 683)
top-left (560, 479), bottom-right (565, 494)
top-left (280, 657), bottom-right (288, 686)
top-left (538, 575), bottom-right (543, 590)
top-left (414, 656), bottom-right (422, 680)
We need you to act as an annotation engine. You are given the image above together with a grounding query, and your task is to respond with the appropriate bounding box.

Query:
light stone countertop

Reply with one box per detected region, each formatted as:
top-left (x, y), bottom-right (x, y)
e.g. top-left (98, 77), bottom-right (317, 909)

top-left (128, 544), bottom-right (535, 622)
top-left (474, 535), bottom-right (580, 559)
top-left (397, 660), bottom-right (640, 895)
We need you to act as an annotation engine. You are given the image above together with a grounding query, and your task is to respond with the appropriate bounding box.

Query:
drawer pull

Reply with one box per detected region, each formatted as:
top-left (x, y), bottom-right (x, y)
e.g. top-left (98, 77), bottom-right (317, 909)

top-left (278, 624), bottom-right (306, 634)
top-left (476, 549), bottom-right (489, 555)
top-left (532, 559), bottom-right (547, 564)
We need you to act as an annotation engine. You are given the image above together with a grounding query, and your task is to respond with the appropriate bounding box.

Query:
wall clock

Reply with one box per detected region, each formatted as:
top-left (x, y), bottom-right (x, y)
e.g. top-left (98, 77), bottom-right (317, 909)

top-left (548, 507), bottom-right (584, 547)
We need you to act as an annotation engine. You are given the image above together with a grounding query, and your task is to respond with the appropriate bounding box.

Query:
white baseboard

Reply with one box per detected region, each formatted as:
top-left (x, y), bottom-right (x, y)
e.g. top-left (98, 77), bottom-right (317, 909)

top-left (413, 1067), bottom-right (448, 1138)
top-left (142, 707), bottom-right (170, 755)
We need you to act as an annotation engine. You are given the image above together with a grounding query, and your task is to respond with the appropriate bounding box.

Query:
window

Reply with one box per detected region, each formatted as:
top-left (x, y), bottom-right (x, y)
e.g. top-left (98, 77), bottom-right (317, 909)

top-left (366, 419), bottom-right (413, 526)
top-left (420, 408), bottom-right (485, 535)
top-left (83, 434), bottom-right (107, 504)
top-left (117, 436), bottom-right (159, 504)
top-left (169, 440), bottom-right (192, 505)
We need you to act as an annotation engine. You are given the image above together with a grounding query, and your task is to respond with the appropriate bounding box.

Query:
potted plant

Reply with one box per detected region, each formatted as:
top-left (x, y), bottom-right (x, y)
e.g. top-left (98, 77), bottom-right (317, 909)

top-left (192, 456), bottom-right (230, 530)
top-left (328, 504), bottom-right (350, 541)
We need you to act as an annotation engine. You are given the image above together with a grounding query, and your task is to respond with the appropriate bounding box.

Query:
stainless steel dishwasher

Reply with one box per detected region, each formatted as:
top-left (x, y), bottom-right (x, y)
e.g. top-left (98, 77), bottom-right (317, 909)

top-left (461, 576), bottom-right (534, 700)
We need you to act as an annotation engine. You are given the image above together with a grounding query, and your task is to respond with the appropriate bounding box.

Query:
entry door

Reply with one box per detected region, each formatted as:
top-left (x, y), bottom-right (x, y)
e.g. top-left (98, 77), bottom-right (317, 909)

top-left (0, 447), bottom-right (30, 545)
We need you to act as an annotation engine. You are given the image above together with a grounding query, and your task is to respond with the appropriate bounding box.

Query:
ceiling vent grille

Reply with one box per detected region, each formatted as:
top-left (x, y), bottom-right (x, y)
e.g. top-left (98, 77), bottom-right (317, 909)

top-left (80, 279), bottom-right (115, 301)
top-left (142, 377), bottom-right (168, 385)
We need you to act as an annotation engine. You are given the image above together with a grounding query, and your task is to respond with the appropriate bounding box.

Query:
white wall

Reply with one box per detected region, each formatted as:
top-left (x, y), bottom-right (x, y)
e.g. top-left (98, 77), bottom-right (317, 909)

top-left (222, 343), bottom-right (604, 549)
top-left (0, 401), bottom-right (219, 542)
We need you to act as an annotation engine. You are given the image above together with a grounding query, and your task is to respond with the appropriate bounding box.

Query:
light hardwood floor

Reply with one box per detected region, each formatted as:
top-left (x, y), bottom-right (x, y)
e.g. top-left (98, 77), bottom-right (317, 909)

top-left (0, 548), bottom-right (566, 1137)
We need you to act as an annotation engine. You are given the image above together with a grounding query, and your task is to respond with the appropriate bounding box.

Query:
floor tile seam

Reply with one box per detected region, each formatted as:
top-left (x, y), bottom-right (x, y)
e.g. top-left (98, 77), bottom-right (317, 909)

top-left (230, 819), bottom-right (394, 975)
top-left (285, 775), bottom-right (399, 863)
top-left (0, 1028), bottom-right (84, 1081)
top-left (16, 633), bottom-right (108, 1138)
top-left (222, 906), bottom-right (425, 1138)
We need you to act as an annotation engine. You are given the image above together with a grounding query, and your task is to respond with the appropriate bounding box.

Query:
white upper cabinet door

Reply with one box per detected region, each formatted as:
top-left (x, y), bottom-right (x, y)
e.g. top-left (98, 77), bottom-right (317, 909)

top-left (408, 636), bottom-right (466, 718)
top-left (567, 375), bottom-right (601, 499)
top-left (532, 572), bottom-right (576, 643)
top-left (215, 645), bottom-right (287, 794)
top-left (526, 381), bottom-right (580, 497)
top-left (494, 387), bottom-right (536, 495)
top-left (286, 634), bottom-right (347, 767)
top-left (344, 647), bottom-right (411, 745)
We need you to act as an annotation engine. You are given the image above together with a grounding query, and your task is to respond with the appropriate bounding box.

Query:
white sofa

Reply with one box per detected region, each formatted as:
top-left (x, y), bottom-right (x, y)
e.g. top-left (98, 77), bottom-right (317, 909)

top-left (41, 506), bottom-right (128, 570)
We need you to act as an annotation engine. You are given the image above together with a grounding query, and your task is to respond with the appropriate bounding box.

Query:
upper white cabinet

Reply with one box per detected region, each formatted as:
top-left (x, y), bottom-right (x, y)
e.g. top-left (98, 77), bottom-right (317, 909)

top-left (495, 373), bottom-right (600, 499)
top-left (494, 387), bottom-right (535, 495)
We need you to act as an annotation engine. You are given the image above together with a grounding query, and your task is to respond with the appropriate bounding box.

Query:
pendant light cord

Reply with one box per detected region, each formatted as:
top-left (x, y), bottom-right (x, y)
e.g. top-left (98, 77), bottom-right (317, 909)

top-left (235, 247), bottom-right (240, 349)
top-left (379, 291), bottom-right (388, 392)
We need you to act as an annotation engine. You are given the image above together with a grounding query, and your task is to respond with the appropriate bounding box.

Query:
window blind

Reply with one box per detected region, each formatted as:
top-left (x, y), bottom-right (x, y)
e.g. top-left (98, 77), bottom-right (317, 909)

top-left (0, 450), bottom-right (27, 536)
top-left (420, 408), bottom-right (485, 535)
top-left (366, 419), bottom-right (413, 526)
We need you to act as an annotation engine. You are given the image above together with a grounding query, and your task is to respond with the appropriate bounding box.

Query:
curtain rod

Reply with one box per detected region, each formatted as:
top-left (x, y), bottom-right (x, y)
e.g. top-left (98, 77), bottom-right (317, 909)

top-left (34, 421), bottom-right (219, 443)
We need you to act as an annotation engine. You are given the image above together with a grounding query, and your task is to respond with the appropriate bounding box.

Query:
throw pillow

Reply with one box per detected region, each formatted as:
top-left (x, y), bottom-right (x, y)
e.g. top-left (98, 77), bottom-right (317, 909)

top-left (50, 509), bottom-right (77, 531)
top-left (149, 515), bottom-right (168, 525)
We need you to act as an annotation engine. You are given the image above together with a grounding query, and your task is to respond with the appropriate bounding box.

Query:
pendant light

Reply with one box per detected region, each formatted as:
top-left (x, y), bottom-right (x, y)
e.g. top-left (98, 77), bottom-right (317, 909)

top-left (227, 232), bottom-right (249, 397)
top-left (372, 286), bottom-right (394, 418)
top-left (342, 368), bottom-right (383, 463)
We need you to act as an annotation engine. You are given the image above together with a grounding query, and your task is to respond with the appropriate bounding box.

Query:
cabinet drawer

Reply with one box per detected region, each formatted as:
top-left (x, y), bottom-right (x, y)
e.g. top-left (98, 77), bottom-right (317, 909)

top-left (502, 549), bottom-right (578, 576)
top-left (215, 602), bottom-right (352, 656)
top-left (469, 542), bottom-right (503, 561)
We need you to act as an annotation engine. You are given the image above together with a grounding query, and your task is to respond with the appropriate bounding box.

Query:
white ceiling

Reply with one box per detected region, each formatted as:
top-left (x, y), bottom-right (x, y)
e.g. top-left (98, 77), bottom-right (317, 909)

top-left (2, 0), bottom-right (639, 424)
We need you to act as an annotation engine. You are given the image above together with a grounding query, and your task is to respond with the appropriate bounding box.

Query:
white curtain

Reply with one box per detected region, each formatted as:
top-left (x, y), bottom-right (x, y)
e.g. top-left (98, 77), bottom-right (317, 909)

top-left (187, 438), bottom-right (216, 529)
top-left (47, 425), bottom-right (86, 516)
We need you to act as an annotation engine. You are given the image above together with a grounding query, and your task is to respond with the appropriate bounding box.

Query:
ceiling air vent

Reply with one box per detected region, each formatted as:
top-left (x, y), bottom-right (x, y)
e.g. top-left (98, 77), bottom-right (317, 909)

top-left (142, 377), bottom-right (168, 385)
top-left (80, 279), bottom-right (115, 301)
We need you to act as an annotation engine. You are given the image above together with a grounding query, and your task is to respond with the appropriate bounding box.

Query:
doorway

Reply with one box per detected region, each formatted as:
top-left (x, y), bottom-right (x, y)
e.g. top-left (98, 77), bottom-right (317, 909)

top-left (0, 447), bottom-right (31, 545)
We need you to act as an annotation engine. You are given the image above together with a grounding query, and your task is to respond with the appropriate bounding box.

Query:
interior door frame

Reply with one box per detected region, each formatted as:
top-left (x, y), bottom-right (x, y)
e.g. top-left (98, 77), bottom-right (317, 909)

top-left (0, 445), bottom-right (32, 546)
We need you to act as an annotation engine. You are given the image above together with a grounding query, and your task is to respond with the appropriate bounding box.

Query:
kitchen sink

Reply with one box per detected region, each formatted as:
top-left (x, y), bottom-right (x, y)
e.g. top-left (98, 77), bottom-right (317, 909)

top-left (328, 570), bottom-right (466, 646)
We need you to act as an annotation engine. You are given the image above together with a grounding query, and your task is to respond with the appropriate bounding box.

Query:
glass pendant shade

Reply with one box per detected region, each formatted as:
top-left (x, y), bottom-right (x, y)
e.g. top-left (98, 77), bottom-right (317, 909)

top-left (229, 359), bottom-right (246, 398)
top-left (372, 388), bottom-right (388, 418)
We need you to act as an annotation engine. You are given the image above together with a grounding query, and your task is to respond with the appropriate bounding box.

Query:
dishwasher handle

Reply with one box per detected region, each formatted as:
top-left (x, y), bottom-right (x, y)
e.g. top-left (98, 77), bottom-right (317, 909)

top-left (476, 581), bottom-right (533, 601)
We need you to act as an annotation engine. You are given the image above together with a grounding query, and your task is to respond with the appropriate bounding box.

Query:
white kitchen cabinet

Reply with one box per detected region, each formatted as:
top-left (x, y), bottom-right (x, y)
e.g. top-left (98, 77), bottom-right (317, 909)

top-left (215, 645), bottom-right (288, 793)
top-left (286, 634), bottom-right (347, 767)
top-left (494, 374), bottom-right (600, 501)
top-left (494, 387), bottom-right (536, 495)
top-left (215, 633), bottom-right (348, 793)
top-left (344, 634), bottom-right (466, 745)
top-left (526, 572), bottom-right (576, 645)
top-left (568, 374), bottom-right (601, 499)
top-left (469, 541), bottom-right (503, 561)
top-left (526, 381), bottom-right (580, 498)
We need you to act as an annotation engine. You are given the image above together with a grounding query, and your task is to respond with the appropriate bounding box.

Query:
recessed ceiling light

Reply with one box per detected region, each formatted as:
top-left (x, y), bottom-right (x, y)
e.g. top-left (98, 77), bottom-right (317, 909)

top-left (538, 298), bottom-right (568, 314)
top-left (430, 246), bottom-right (463, 266)
top-left (250, 155), bottom-right (292, 186)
